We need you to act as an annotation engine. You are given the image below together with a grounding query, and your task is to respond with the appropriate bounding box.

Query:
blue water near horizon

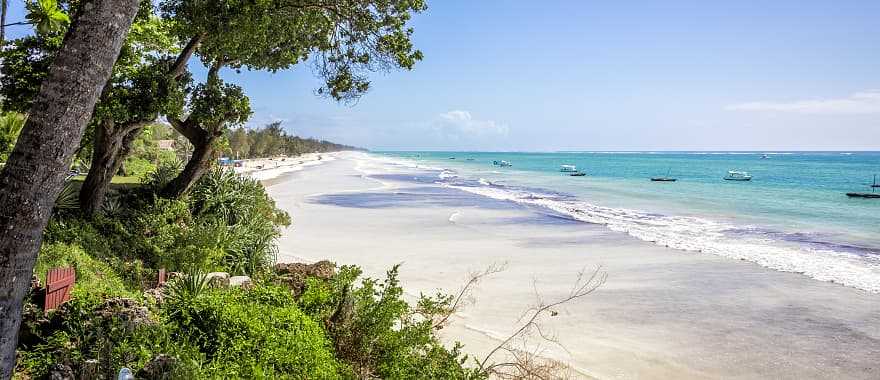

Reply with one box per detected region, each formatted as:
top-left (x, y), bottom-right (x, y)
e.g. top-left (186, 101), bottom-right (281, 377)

top-left (371, 151), bottom-right (880, 292)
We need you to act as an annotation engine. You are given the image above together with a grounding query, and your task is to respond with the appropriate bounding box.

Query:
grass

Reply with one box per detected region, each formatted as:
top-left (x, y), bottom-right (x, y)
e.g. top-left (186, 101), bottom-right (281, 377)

top-left (70, 175), bottom-right (141, 184)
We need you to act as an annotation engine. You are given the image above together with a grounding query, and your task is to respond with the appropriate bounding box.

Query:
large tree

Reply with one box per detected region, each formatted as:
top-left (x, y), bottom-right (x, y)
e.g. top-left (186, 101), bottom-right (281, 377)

top-left (0, 0), bottom-right (141, 377)
top-left (77, 9), bottom-right (189, 213)
top-left (157, 0), bottom-right (426, 197)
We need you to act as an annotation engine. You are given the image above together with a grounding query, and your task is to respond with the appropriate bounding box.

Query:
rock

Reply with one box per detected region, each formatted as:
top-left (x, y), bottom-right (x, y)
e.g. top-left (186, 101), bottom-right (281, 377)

top-left (136, 354), bottom-right (176, 380)
top-left (275, 261), bottom-right (336, 295)
top-left (80, 359), bottom-right (99, 378)
top-left (93, 297), bottom-right (155, 329)
top-left (229, 275), bottom-right (252, 288)
top-left (143, 287), bottom-right (165, 304)
top-left (275, 260), bottom-right (336, 279)
top-left (48, 364), bottom-right (74, 380)
top-left (206, 272), bottom-right (230, 287)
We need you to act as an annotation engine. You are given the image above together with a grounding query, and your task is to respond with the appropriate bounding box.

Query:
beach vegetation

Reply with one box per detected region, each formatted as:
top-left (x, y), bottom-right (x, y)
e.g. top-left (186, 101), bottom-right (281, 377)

top-left (225, 122), bottom-right (361, 160)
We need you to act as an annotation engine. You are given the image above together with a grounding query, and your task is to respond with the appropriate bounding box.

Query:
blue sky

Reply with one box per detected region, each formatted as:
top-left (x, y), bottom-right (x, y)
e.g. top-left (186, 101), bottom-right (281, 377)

top-left (6, 0), bottom-right (880, 150)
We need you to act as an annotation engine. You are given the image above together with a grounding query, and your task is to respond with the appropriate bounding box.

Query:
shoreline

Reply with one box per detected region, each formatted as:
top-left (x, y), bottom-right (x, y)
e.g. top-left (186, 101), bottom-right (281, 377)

top-left (267, 152), bottom-right (880, 379)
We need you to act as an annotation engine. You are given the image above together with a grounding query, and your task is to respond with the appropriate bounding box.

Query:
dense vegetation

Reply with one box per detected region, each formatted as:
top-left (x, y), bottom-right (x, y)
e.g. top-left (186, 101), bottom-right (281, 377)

top-left (0, 0), bottom-right (445, 378)
top-left (14, 166), bottom-right (483, 379)
top-left (225, 122), bottom-right (361, 159)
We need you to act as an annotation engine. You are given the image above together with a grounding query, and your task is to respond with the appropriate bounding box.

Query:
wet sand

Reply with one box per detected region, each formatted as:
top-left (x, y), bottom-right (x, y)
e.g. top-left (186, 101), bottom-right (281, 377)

top-left (267, 152), bottom-right (880, 379)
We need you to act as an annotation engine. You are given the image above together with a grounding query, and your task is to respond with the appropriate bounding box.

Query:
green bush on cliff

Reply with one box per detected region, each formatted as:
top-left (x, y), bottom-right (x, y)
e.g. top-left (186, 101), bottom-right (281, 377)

top-left (165, 284), bottom-right (343, 378)
top-left (299, 265), bottom-right (483, 380)
top-left (44, 165), bottom-right (290, 279)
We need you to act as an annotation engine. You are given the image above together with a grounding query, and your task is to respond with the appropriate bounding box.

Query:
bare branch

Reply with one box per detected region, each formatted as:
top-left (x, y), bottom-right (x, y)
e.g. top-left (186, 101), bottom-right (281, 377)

top-left (430, 262), bottom-right (507, 330)
top-left (479, 265), bottom-right (607, 379)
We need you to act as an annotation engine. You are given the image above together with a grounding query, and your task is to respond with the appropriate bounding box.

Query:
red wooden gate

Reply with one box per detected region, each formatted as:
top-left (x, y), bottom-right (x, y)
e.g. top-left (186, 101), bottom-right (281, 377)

top-left (45, 267), bottom-right (75, 311)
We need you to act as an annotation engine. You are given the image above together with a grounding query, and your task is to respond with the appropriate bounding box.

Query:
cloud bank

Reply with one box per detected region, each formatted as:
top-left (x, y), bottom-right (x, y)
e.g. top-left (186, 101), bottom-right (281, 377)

top-left (726, 90), bottom-right (880, 114)
top-left (431, 110), bottom-right (509, 140)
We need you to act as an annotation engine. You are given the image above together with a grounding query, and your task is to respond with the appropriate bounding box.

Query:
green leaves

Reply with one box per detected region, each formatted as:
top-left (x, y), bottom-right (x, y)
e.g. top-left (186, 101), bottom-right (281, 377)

top-left (25, 0), bottom-right (70, 36)
top-left (0, 112), bottom-right (26, 162)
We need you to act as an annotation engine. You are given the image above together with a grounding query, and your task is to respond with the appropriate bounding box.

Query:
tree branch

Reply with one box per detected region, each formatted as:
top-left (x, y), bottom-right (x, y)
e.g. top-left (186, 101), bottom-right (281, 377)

top-left (169, 32), bottom-right (205, 79)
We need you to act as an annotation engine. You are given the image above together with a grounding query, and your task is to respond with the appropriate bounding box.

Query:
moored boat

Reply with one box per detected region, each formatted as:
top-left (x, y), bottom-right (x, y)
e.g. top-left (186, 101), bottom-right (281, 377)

top-left (846, 175), bottom-right (880, 198)
top-left (651, 168), bottom-right (677, 182)
top-left (846, 192), bottom-right (880, 198)
top-left (724, 170), bottom-right (752, 181)
top-left (570, 172), bottom-right (587, 177)
top-left (560, 164), bottom-right (578, 172)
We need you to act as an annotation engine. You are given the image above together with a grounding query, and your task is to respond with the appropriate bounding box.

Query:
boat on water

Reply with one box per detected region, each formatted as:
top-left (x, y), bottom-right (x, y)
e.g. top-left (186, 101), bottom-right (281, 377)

top-left (724, 170), bottom-right (752, 181)
top-left (570, 172), bottom-right (587, 177)
top-left (560, 164), bottom-right (578, 173)
top-left (847, 175), bottom-right (880, 198)
top-left (761, 154), bottom-right (769, 159)
top-left (847, 193), bottom-right (880, 198)
top-left (448, 157), bottom-right (456, 160)
top-left (492, 160), bottom-right (512, 167)
top-left (651, 168), bottom-right (677, 182)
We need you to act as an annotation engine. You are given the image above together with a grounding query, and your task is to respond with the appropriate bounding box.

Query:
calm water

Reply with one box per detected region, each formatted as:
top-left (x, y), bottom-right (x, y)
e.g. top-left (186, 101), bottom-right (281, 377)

top-left (373, 151), bottom-right (880, 292)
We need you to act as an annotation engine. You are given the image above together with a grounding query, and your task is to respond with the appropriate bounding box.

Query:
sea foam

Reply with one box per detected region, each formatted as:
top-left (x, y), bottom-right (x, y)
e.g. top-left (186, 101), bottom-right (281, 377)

top-left (444, 182), bottom-right (880, 293)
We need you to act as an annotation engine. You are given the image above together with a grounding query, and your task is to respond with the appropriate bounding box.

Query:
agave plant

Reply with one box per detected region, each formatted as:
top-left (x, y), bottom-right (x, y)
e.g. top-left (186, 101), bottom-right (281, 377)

top-left (53, 181), bottom-right (79, 211)
top-left (142, 159), bottom-right (183, 192)
top-left (164, 268), bottom-right (210, 306)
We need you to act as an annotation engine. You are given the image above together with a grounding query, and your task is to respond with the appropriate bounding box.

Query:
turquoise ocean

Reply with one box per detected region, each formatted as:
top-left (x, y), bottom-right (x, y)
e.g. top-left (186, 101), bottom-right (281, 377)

top-left (373, 151), bottom-right (880, 293)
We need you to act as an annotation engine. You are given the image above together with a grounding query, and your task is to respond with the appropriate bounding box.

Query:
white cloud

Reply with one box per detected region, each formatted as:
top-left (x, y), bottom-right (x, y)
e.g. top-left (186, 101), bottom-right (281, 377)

top-left (432, 110), bottom-right (509, 139)
top-left (726, 90), bottom-right (880, 114)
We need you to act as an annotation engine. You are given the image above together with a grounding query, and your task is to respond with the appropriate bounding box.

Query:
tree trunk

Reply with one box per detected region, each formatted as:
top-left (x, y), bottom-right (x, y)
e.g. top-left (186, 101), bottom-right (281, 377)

top-left (1, 0), bottom-right (7, 46)
top-left (0, 1), bottom-right (139, 378)
top-left (76, 32), bottom-right (204, 211)
top-left (79, 120), bottom-right (142, 215)
top-left (160, 133), bottom-right (216, 198)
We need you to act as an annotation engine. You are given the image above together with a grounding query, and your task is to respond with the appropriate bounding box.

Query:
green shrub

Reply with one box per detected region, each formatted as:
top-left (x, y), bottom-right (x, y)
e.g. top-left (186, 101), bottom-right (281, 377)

top-left (300, 265), bottom-right (483, 380)
top-left (165, 284), bottom-right (342, 378)
top-left (35, 242), bottom-right (132, 299)
top-left (16, 297), bottom-right (204, 379)
top-left (189, 168), bottom-right (290, 275)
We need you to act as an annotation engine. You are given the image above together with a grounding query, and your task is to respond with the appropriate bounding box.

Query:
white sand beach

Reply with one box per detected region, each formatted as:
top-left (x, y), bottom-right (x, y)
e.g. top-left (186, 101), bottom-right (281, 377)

top-left (267, 152), bottom-right (879, 380)
top-left (234, 152), bottom-right (333, 182)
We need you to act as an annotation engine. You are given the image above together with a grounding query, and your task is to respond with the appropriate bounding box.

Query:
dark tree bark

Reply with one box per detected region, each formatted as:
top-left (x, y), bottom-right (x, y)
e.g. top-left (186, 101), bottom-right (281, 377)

top-left (159, 118), bottom-right (218, 198)
top-left (78, 120), bottom-right (144, 214)
top-left (78, 33), bottom-right (204, 215)
top-left (1, 0), bottom-right (7, 46)
top-left (0, 0), bottom-right (140, 378)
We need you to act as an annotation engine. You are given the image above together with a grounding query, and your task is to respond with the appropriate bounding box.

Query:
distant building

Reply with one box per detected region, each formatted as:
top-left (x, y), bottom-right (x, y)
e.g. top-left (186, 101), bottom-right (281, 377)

top-left (157, 140), bottom-right (175, 151)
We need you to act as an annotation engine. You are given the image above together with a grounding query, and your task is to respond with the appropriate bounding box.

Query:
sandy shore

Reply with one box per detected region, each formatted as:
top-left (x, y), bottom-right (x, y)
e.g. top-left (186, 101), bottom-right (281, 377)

top-left (267, 152), bottom-right (879, 380)
top-left (233, 152), bottom-right (333, 183)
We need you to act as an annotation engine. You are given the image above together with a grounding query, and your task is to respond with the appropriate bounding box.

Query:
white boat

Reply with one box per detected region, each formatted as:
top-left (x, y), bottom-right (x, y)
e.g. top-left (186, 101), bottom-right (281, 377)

top-left (493, 160), bottom-right (512, 167)
top-left (724, 170), bottom-right (752, 181)
top-left (560, 164), bottom-right (578, 172)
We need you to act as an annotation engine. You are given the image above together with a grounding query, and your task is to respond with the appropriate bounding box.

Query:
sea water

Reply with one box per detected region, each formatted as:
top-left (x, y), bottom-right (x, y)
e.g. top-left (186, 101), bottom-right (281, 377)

top-left (372, 151), bottom-right (880, 293)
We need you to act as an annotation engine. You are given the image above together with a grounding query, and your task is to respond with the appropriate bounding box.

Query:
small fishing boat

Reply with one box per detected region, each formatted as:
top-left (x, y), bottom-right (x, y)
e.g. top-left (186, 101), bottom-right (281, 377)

top-left (449, 157), bottom-right (456, 160)
top-left (570, 172), bottom-right (587, 177)
top-left (466, 158), bottom-right (474, 161)
top-left (760, 154), bottom-right (769, 159)
top-left (847, 175), bottom-right (880, 198)
top-left (560, 164), bottom-right (578, 173)
top-left (847, 193), bottom-right (880, 198)
top-left (724, 170), bottom-right (752, 181)
top-left (493, 160), bottom-right (512, 167)
top-left (651, 168), bottom-right (677, 182)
